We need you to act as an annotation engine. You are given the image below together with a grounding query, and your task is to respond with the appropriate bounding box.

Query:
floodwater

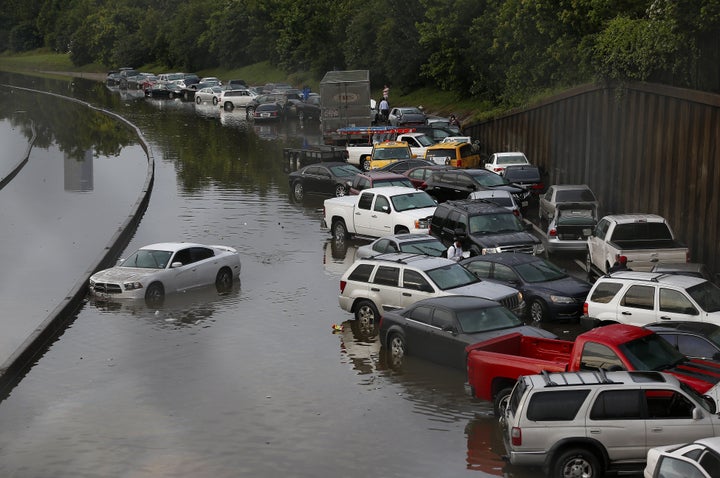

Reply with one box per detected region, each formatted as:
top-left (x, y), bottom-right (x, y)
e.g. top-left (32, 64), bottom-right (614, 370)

top-left (0, 73), bottom-right (584, 478)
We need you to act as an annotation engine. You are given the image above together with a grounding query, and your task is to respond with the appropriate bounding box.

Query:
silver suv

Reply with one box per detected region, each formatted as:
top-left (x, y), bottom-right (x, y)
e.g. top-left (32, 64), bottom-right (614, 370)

top-left (338, 253), bottom-right (524, 328)
top-left (503, 370), bottom-right (720, 478)
top-left (581, 271), bottom-right (720, 330)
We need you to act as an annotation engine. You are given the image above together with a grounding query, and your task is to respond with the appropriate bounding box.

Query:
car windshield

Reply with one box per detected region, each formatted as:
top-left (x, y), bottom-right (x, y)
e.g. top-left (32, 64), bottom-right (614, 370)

top-left (399, 239), bottom-right (446, 256)
top-left (425, 263), bottom-right (479, 290)
top-left (468, 212), bottom-right (524, 234)
top-left (514, 260), bottom-right (567, 283)
top-left (391, 191), bottom-right (437, 211)
top-left (415, 135), bottom-right (434, 146)
top-left (555, 188), bottom-right (597, 202)
top-left (456, 306), bottom-right (522, 334)
top-left (122, 249), bottom-right (173, 269)
top-left (374, 178), bottom-right (414, 188)
top-left (498, 155), bottom-right (528, 165)
top-left (425, 148), bottom-right (455, 160)
top-left (687, 281), bottom-right (720, 312)
top-left (329, 165), bottom-right (361, 177)
top-left (374, 148), bottom-right (412, 160)
top-left (618, 334), bottom-right (686, 371)
top-left (468, 170), bottom-right (509, 187)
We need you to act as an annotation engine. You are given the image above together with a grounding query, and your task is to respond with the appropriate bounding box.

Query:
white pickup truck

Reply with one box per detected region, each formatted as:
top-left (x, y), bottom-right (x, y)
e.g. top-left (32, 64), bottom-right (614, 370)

top-left (346, 133), bottom-right (431, 170)
top-left (587, 214), bottom-right (689, 275)
top-left (322, 186), bottom-right (437, 240)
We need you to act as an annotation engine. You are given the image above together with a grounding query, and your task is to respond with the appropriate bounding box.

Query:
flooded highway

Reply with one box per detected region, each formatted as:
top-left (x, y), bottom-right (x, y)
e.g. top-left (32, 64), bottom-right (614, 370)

top-left (0, 73), bottom-right (585, 478)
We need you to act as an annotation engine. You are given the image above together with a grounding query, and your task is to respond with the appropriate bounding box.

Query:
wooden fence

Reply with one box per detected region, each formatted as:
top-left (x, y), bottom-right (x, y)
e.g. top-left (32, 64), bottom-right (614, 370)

top-left (465, 82), bottom-right (720, 274)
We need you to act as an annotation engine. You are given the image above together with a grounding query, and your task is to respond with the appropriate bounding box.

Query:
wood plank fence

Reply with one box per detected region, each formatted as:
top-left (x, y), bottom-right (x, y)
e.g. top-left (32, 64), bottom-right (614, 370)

top-left (465, 82), bottom-right (720, 274)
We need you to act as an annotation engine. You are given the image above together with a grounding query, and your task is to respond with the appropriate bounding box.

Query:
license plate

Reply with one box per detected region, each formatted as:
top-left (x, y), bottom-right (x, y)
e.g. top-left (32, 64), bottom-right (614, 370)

top-left (521, 201), bottom-right (528, 207)
top-left (261, 113), bottom-right (270, 117)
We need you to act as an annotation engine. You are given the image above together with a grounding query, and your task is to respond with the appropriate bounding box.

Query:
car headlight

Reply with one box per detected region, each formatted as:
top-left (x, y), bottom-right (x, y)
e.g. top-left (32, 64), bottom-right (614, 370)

top-left (481, 247), bottom-right (501, 254)
top-left (517, 292), bottom-right (524, 303)
top-left (550, 295), bottom-right (574, 304)
top-left (534, 243), bottom-right (545, 254)
top-left (123, 282), bottom-right (144, 291)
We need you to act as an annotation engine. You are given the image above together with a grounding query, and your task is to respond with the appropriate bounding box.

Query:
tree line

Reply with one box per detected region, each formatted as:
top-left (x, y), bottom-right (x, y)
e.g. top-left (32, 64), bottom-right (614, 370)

top-left (2, 0), bottom-right (719, 107)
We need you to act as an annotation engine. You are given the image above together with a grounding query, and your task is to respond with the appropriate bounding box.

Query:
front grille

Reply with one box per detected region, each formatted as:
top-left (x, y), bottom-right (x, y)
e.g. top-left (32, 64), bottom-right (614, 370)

top-left (497, 244), bottom-right (535, 254)
top-left (499, 293), bottom-right (520, 311)
top-left (92, 283), bottom-right (123, 294)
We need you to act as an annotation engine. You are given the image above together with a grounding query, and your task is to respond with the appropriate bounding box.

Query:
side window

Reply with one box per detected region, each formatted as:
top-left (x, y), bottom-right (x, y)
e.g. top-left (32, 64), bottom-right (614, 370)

top-left (460, 145), bottom-right (472, 158)
top-left (579, 342), bottom-right (625, 371)
top-left (374, 195), bottom-right (390, 213)
top-left (656, 457), bottom-right (707, 478)
top-left (190, 247), bottom-right (214, 262)
top-left (348, 264), bottom-right (374, 282)
top-left (493, 264), bottom-right (518, 282)
top-left (445, 210), bottom-right (460, 232)
top-left (590, 282), bottom-right (623, 303)
top-left (306, 166), bottom-right (321, 175)
top-left (526, 390), bottom-right (590, 421)
top-left (372, 238), bottom-right (392, 254)
top-left (594, 218), bottom-right (610, 240)
top-left (676, 335), bottom-right (718, 360)
top-left (402, 270), bottom-right (433, 292)
top-left (372, 266), bottom-right (400, 286)
top-left (431, 308), bottom-right (454, 330)
top-left (408, 169), bottom-right (424, 180)
top-left (590, 390), bottom-right (641, 420)
top-left (466, 261), bottom-right (492, 279)
top-left (620, 285), bottom-right (656, 310)
top-left (544, 187), bottom-right (554, 201)
top-left (357, 178), bottom-right (370, 190)
top-left (406, 305), bottom-right (432, 324)
top-left (358, 193), bottom-right (373, 210)
top-left (659, 288), bottom-right (698, 315)
top-left (644, 390), bottom-right (694, 419)
top-left (456, 174), bottom-right (474, 188)
top-left (173, 249), bottom-right (192, 266)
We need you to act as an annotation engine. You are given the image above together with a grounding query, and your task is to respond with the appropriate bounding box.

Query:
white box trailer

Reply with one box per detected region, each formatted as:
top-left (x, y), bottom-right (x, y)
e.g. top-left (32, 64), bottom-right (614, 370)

top-left (320, 70), bottom-right (372, 144)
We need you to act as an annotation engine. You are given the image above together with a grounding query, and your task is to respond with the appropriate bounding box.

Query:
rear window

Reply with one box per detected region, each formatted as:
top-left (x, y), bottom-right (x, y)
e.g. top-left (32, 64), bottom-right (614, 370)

top-left (556, 188), bottom-right (597, 202)
top-left (426, 148), bottom-right (456, 160)
top-left (527, 390), bottom-right (590, 421)
top-left (590, 282), bottom-right (623, 303)
top-left (612, 222), bottom-right (673, 241)
top-left (348, 264), bottom-right (374, 282)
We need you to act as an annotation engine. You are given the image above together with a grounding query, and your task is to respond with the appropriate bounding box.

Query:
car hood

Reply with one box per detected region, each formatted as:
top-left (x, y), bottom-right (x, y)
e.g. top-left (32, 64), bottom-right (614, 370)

top-left (399, 206), bottom-right (437, 219)
top-left (487, 184), bottom-right (525, 194)
top-left (464, 325), bottom-right (556, 343)
top-left (469, 231), bottom-right (540, 247)
top-left (447, 281), bottom-right (519, 300)
top-left (91, 267), bottom-right (157, 283)
top-left (527, 276), bottom-right (591, 298)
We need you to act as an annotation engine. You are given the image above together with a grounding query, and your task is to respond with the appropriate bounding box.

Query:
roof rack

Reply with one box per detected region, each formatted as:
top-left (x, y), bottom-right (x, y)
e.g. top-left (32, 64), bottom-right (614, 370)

top-left (540, 370), bottom-right (558, 387)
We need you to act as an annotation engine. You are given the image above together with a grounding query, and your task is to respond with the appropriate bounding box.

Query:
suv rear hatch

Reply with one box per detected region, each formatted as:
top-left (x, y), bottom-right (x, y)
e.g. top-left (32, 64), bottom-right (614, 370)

top-left (552, 202), bottom-right (597, 240)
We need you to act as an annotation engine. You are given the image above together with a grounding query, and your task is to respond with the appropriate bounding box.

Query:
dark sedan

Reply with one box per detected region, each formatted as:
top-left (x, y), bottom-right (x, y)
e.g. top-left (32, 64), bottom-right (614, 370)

top-left (460, 253), bottom-right (592, 322)
top-left (423, 168), bottom-right (528, 204)
top-left (288, 162), bottom-right (361, 201)
top-left (145, 83), bottom-right (180, 99)
top-left (645, 321), bottom-right (720, 361)
top-left (376, 158), bottom-right (435, 174)
top-left (287, 96), bottom-right (321, 121)
top-left (403, 165), bottom-right (453, 189)
top-left (378, 295), bottom-right (555, 369)
top-left (253, 102), bottom-right (284, 121)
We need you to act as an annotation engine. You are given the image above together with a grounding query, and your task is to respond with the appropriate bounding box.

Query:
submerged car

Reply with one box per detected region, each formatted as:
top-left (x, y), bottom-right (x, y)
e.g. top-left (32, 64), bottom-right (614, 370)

top-left (288, 162), bottom-right (361, 201)
top-left (89, 242), bottom-right (241, 305)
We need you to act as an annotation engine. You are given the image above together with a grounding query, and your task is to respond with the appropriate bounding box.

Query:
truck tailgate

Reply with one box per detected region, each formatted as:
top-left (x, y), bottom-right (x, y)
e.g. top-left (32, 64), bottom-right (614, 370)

top-left (613, 246), bottom-right (689, 271)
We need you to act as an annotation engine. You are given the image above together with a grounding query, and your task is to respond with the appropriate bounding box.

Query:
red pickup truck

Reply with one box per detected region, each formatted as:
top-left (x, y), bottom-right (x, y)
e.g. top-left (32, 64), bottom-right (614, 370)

top-left (465, 323), bottom-right (720, 416)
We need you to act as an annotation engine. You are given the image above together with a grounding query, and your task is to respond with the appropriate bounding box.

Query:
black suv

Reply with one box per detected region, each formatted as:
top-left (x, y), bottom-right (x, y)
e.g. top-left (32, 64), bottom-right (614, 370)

top-left (430, 199), bottom-right (543, 255)
top-left (423, 168), bottom-right (527, 204)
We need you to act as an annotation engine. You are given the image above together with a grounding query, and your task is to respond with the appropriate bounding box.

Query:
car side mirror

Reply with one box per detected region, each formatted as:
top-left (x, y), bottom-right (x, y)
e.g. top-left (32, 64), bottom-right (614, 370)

top-left (693, 407), bottom-right (705, 420)
top-left (382, 205), bottom-right (390, 213)
top-left (171, 261), bottom-right (183, 268)
top-left (702, 395), bottom-right (717, 414)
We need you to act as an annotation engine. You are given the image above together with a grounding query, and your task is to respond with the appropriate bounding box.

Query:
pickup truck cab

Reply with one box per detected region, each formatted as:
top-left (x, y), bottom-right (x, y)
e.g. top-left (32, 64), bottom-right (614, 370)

top-left (345, 130), bottom-right (427, 171)
top-left (323, 186), bottom-right (437, 240)
top-left (465, 323), bottom-right (720, 416)
top-left (587, 214), bottom-right (689, 275)
top-left (367, 141), bottom-right (416, 170)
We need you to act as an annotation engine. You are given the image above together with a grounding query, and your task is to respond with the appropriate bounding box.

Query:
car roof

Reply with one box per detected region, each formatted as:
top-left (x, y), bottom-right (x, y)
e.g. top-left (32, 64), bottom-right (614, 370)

top-left (551, 184), bottom-right (592, 191)
top-left (359, 252), bottom-right (452, 268)
top-left (375, 233), bottom-right (442, 243)
top-left (604, 271), bottom-right (707, 287)
top-left (139, 242), bottom-right (207, 252)
top-left (494, 152), bottom-right (526, 156)
top-left (471, 190), bottom-right (513, 198)
top-left (439, 199), bottom-right (509, 215)
top-left (461, 252), bottom-right (541, 266)
top-left (523, 370), bottom-right (678, 388)
top-left (695, 436), bottom-right (720, 450)
top-left (300, 161), bottom-right (351, 169)
top-left (600, 213), bottom-right (666, 223)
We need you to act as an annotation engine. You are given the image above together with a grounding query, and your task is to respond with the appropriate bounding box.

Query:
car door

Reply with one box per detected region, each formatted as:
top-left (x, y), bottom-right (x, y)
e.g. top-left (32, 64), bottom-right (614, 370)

top-left (365, 194), bottom-right (394, 237)
top-left (353, 192), bottom-right (376, 236)
top-left (428, 307), bottom-right (465, 368)
top-left (169, 247), bottom-right (200, 292)
top-left (539, 187), bottom-right (554, 221)
top-left (588, 218), bottom-right (611, 271)
top-left (400, 269), bottom-right (436, 308)
top-left (370, 265), bottom-right (403, 311)
top-left (400, 304), bottom-right (435, 358)
top-left (302, 166), bottom-right (324, 195)
top-left (643, 389), bottom-right (716, 451)
top-left (657, 287), bottom-right (702, 323)
top-left (616, 284), bottom-right (658, 326)
top-left (587, 389), bottom-right (647, 461)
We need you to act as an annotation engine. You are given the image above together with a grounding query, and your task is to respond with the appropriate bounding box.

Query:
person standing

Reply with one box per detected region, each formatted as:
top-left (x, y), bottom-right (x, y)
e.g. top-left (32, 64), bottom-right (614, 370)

top-left (379, 97), bottom-right (389, 124)
top-left (447, 237), bottom-right (463, 261)
top-left (608, 255), bottom-right (630, 273)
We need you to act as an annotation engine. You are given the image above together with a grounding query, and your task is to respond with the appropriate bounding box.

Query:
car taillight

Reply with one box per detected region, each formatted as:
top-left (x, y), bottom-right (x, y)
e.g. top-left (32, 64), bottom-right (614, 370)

top-left (583, 302), bottom-right (588, 315)
top-left (419, 181), bottom-right (428, 190)
top-left (549, 228), bottom-right (557, 237)
top-left (494, 167), bottom-right (503, 172)
top-left (457, 159), bottom-right (462, 167)
top-left (340, 280), bottom-right (347, 293)
top-left (511, 427), bottom-right (522, 446)
top-left (532, 183), bottom-right (544, 190)
top-left (513, 209), bottom-right (520, 217)
top-left (686, 250), bottom-right (690, 263)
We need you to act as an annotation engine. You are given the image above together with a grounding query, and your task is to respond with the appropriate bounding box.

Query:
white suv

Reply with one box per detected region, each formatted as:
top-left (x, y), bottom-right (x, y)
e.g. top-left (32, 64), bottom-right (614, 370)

top-left (503, 370), bottom-right (720, 477)
top-left (218, 89), bottom-right (258, 111)
top-left (338, 253), bottom-right (524, 327)
top-left (581, 271), bottom-right (720, 330)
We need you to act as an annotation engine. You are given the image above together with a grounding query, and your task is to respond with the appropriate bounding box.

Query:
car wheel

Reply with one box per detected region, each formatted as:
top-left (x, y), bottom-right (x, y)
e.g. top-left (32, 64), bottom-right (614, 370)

top-left (215, 267), bottom-right (233, 293)
top-left (332, 219), bottom-right (348, 240)
top-left (224, 102), bottom-right (234, 111)
top-left (334, 184), bottom-right (346, 197)
top-left (493, 387), bottom-right (513, 418)
top-left (530, 299), bottom-right (548, 323)
top-left (469, 246), bottom-right (481, 257)
top-left (195, 96), bottom-right (202, 104)
top-left (144, 282), bottom-right (165, 306)
top-left (395, 227), bottom-right (409, 235)
top-left (354, 299), bottom-right (379, 328)
top-left (212, 97), bottom-right (218, 105)
top-left (168, 92), bottom-right (174, 99)
top-left (292, 181), bottom-right (304, 201)
top-left (388, 333), bottom-right (406, 368)
top-left (553, 448), bottom-right (601, 478)
top-left (361, 157), bottom-right (372, 172)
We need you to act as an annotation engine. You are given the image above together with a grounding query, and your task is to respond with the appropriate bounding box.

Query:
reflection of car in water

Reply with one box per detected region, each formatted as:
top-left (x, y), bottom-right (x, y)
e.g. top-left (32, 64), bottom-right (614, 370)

top-left (465, 417), bottom-right (509, 474)
top-left (322, 239), bottom-right (358, 278)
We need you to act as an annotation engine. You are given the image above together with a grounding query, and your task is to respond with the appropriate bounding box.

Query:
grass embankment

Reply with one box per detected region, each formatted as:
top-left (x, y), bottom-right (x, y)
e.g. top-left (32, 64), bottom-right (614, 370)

top-left (0, 49), bottom-right (498, 123)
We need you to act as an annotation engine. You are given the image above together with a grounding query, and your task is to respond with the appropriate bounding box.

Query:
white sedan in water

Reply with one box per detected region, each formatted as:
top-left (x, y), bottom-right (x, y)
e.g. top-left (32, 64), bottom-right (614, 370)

top-left (89, 242), bottom-right (241, 304)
